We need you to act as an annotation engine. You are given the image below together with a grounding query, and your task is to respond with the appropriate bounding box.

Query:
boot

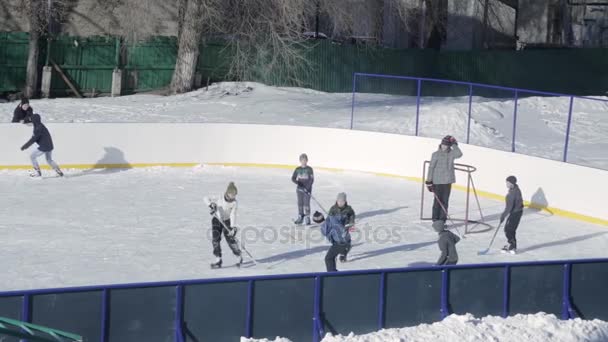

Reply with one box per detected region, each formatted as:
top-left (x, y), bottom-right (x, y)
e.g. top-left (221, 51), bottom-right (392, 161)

top-left (29, 168), bottom-right (41, 178)
top-left (235, 256), bottom-right (243, 268)
top-left (304, 216), bottom-right (311, 226)
top-left (210, 257), bottom-right (222, 269)
top-left (55, 168), bottom-right (64, 177)
top-left (294, 215), bottom-right (304, 225)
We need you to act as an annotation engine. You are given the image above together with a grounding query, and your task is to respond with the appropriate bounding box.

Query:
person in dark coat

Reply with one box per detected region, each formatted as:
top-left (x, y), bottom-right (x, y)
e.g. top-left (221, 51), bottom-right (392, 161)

top-left (501, 176), bottom-right (524, 254)
top-left (433, 220), bottom-right (460, 265)
top-left (20, 114), bottom-right (63, 177)
top-left (426, 135), bottom-right (463, 221)
top-left (292, 153), bottom-right (314, 225)
top-left (313, 211), bottom-right (352, 272)
top-left (12, 97), bottom-right (33, 124)
top-left (327, 192), bottom-right (355, 262)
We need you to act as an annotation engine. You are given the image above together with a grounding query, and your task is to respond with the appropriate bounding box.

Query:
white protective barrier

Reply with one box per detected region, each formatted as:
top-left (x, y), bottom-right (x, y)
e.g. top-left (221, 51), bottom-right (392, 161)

top-left (1, 123), bottom-right (606, 224)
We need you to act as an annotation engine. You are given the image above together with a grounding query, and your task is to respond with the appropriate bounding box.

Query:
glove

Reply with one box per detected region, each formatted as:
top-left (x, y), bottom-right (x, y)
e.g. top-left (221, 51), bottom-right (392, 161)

top-left (20, 146), bottom-right (26, 151)
top-left (209, 203), bottom-right (217, 216)
top-left (226, 226), bottom-right (238, 238)
top-left (425, 181), bottom-right (435, 192)
top-left (296, 180), bottom-right (305, 188)
top-left (449, 136), bottom-right (458, 145)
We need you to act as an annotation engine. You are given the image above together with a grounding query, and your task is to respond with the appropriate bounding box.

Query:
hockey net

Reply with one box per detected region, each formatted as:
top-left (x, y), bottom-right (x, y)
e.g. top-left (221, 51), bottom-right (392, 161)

top-left (420, 161), bottom-right (491, 235)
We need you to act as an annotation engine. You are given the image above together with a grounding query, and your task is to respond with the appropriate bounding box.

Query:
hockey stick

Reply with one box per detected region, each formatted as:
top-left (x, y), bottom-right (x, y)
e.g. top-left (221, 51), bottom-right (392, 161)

top-left (214, 213), bottom-right (258, 265)
top-left (432, 191), bottom-right (465, 239)
top-left (298, 188), bottom-right (328, 214)
top-left (477, 219), bottom-right (506, 255)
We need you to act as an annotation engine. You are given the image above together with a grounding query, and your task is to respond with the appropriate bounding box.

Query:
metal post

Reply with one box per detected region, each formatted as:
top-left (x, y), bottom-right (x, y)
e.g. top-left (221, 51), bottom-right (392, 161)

top-left (174, 285), bottom-right (185, 342)
top-left (440, 269), bottom-right (449, 319)
top-left (245, 280), bottom-right (254, 338)
top-left (100, 289), bottom-right (109, 342)
top-left (313, 276), bottom-right (324, 342)
top-left (502, 266), bottom-right (510, 318)
top-left (465, 174), bottom-right (471, 234)
top-left (378, 273), bottom-right (386, 330)
top-left (415, 79), bottom-right (422, 136)
top-left (562, 264), bottom-right (575, 319)
top-left (511, 91), bottom-right (519, 153)
top-left (21, 294), bottom-right (31, 323)
top-left (420, 161), bottom-right (428, 220)
top-left (563, 97), bottom-right (574, 162)
top-left (467, 84), bottom-right (473, 144)
top-left (350, 73), bottom-right (357, 130)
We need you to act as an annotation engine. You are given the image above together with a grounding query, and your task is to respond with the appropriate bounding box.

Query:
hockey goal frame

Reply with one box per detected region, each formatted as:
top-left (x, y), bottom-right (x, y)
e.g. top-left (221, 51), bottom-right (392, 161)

top-left (420, 161), bottom-right (491, 234)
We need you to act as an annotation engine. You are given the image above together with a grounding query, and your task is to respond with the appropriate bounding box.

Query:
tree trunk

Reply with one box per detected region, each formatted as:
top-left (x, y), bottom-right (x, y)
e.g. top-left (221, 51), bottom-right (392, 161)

top-left (170, 0), bottom-right (204, 94)
top-left (25, 0), bottom-right (42, 98)
top-left (177, 0), bottom-right (187, 43)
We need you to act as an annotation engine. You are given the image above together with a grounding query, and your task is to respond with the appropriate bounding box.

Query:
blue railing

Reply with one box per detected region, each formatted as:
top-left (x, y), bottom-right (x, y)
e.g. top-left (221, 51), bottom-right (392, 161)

top-left (1, 257), bottom-right (607, 342)
top-left (350, 73), bottom-right (608, 170)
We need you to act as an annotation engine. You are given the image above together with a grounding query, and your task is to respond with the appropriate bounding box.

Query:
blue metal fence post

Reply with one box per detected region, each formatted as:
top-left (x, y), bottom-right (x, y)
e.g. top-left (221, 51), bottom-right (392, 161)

top-left (562, 263), bottom-right (576, 319)
top-left (415, 79), bottom-right (422, 136)
top-left (511, 91), bottom-right (519, 153)
top-left (377, 272), bottom-right (386, 330)
top-left (21, 293), bottom-right (31, 323)
top-left (312, 276), bottom-right (324, 342)
top-left (100, 289), bottom-right (109, 342)
top-left (563, 97), bottom-right (575, 162)
top-left (502, 266), bottom-right (511, 318)
top-left (245, 280), bottom-right (254, 338)
top-left (350, 73), bottom-right (357, 130)
top-left (440, 269), bottom-right (449, 319)
top-left (467, 84), bottom-right (473, 144)
top-left (174, 285), bottom-right (185, 342)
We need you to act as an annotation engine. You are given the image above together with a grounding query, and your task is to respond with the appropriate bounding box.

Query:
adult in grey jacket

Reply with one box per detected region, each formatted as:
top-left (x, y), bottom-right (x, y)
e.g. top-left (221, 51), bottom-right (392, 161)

top-left (426, 135), bottom-right (463, 221)
top-left (433, 220), bottom-right (460, 265)
top-left (501, 176), bottom-right (524, 253)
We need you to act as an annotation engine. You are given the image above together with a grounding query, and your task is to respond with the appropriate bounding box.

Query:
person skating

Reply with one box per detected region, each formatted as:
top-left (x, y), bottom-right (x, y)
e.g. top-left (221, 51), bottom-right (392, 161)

top-left (204, 182), bottom-right (242, 268)
top-left (291, 153), bottom-right (314, 225)
top-left (425, 135), bottom-right (463, 222)
top-left (12, 97), bottom-right (33, 124)
top-left (434, 220), bottom-right (460, 265)
top-left (500, 176), bottom-right (524, 254)
top-left (328, 192), bottom-right (355, 262)
top-left (20, 114), bottom-right (64, 177)
top-left (313, 210), bottom-right (352, 272)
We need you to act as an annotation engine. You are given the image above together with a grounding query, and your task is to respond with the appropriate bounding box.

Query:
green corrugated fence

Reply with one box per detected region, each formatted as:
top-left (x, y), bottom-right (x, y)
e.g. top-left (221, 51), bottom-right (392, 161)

top-left (1, 32), bottom-right (607, 96)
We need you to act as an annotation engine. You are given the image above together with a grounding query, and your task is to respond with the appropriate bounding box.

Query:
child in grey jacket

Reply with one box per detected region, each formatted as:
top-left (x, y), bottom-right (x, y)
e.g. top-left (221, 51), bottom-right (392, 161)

top-left (433, 220), bottom-right (460, 265)
top-left (426, 135), bottom-right (463, 222)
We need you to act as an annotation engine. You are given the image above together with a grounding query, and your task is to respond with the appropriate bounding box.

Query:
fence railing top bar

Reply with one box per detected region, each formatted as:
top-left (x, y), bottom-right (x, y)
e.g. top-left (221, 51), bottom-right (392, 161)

top-left (353, 73), bottom-right (608, 102)
top-left (0, 257), bottom-right (606, 298)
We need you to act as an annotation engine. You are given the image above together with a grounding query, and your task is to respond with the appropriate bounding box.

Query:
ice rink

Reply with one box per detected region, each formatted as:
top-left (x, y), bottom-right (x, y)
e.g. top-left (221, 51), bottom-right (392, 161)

top-left (1, 165), bottom-right (606, 291)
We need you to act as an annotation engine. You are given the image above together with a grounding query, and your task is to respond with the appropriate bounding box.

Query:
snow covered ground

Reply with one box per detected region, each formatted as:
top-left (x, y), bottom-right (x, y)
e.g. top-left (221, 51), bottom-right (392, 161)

top-left (1, 165), bottom-right (606, 291)
top-left (1, 82), bottom-right (607, 169)
top-left (243, 313), bottom-right (608, 342)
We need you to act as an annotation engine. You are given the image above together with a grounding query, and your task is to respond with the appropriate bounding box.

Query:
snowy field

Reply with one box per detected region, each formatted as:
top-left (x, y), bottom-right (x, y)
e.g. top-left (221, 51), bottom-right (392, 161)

top-left (1, 165), bottom-right (606, 291)
top-left (1, 82), bottom-right (607, 169)
top-left (243, 313), bottom-right (608, 342)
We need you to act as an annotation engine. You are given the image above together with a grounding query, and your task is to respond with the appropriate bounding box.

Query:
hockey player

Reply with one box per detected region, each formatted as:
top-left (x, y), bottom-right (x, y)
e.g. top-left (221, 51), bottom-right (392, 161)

top-left (312, 210), bottom-right (352, 272)
top-left (20, 114), bottom-right (64, 177)
top-left (291, 153), bottom-right (314, 225)
top-left (425, 135), bottom-right (463, 222)
top-left (328, 192), bottom-right (355, 262)
top-left (12, 97), bottom-right (33, 124)
top-left (434, 220), bottom-right (460, 265)
top-left (500, 176), bottom-right (524, 254)
top-left (204, 182), bottom-right (242, 268)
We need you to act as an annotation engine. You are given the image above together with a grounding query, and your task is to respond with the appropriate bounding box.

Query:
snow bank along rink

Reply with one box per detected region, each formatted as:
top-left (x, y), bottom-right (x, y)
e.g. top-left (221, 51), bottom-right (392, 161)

top-left (1, 122), bottom-right (607, 291)
top-left (1, 82), bottom-right (607, 169)
top-left (242, 313), bottom-right (608, 342)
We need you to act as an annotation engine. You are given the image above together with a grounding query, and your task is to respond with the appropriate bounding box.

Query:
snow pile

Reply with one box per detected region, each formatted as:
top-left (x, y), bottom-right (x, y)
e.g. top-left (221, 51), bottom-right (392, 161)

top-left (2, 81), bottom-right (607, 168)
top-left (243, 313), bottom-right (608, 342)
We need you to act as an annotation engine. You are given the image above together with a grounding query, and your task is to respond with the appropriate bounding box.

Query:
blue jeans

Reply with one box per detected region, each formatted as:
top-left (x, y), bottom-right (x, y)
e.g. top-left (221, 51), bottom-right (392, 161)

top-left (30, 149), bottom-right (60, 171)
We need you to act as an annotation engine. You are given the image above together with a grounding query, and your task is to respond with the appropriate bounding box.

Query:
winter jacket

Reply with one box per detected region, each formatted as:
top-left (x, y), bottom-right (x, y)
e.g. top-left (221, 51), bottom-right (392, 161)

top-left (320, 215), bottom-right (351, 245)
top-left (501, 185), bottom-right (524, 223)
top-left (427, 145), bottom-right (463, 185)
top-left (292, 166), bottom-right (314, 192)
top-left (12, 105), bottom-right (33, 123)
top-left (204, 194), bottom-right (238, 227)
top-left (328, 203), bottom-right (356, 227)
top-left (436, 230), bottom-right (460, 265)
top-left (21, 114), bottom-right (54, 152)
